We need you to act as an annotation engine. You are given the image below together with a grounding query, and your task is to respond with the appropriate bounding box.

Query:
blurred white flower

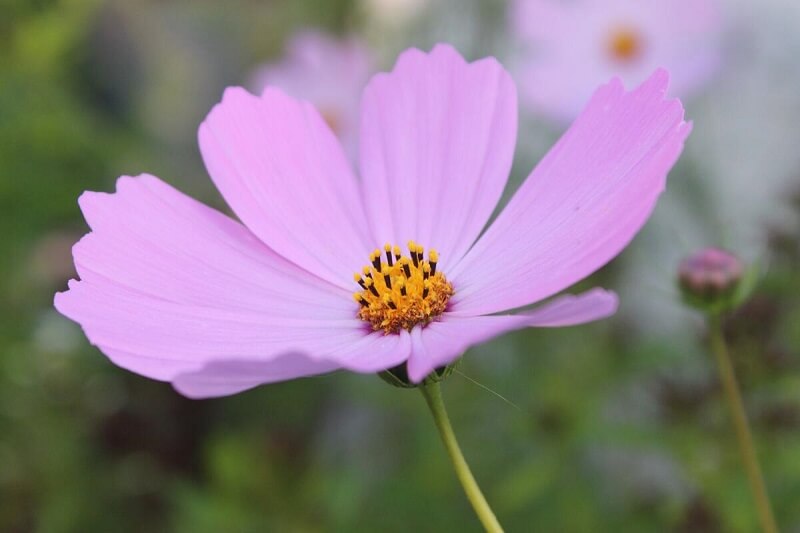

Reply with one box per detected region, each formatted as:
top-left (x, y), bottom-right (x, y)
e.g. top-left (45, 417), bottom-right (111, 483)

top-left (361, 0), bottom-right (429, 28)
top-left (510, 0), bottom-right (722, 123)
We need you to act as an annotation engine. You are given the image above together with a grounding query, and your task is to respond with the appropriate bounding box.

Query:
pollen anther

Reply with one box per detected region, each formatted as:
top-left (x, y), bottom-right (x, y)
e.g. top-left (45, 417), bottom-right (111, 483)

top-left (354, 242), bottom-right (453, 334)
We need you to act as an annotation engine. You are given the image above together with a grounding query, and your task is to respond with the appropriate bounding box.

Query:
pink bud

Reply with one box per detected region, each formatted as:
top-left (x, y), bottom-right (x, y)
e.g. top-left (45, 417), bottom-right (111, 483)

top-left (678, 248), bottom-right (744, 305)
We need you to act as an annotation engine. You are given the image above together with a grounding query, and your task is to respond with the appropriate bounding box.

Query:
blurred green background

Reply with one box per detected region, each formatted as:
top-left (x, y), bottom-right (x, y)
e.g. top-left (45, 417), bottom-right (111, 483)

top-left (2, 0), bottom-right (800, 531)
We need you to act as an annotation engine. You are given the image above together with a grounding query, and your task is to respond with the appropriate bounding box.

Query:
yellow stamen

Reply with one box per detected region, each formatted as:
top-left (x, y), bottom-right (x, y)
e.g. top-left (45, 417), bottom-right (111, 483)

top-left (354, 241), bottom-right (453, 334)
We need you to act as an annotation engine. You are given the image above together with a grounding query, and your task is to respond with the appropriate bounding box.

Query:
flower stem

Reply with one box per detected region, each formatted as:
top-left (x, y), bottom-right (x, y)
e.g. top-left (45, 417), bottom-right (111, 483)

top-left (419, 380), bottom-right (504, 533)
top-left (708, 316), bottom-right (778, 533)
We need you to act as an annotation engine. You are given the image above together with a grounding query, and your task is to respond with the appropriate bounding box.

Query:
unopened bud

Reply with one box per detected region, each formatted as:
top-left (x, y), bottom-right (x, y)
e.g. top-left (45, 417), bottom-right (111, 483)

top-left (678, 247), bottom-right (744, 312)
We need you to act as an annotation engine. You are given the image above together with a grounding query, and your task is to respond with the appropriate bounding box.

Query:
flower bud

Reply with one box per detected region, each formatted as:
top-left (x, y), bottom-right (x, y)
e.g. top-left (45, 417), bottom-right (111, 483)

top-left (678, 248), bottom-right (744, 312)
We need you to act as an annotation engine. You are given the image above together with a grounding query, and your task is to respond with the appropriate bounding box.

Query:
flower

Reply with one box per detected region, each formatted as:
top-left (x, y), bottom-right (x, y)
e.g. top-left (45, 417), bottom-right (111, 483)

top-left (248, 30), bottom-right (371, 157)
top-left (55, 44), bottom-right (690, 398)
top-left (510, 0), bottom-right (721, 123)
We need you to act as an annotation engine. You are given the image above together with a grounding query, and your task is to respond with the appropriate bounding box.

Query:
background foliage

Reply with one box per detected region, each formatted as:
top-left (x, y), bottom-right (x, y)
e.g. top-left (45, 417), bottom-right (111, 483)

top-left (1, 1), bottom-right (799, 531)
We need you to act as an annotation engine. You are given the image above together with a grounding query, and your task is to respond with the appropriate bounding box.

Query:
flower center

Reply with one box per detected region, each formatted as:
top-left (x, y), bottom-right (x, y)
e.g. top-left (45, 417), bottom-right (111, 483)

top-left (607, 26), bottom-right (643, 63)
top-left (354, 241), bottom-right (454, 334)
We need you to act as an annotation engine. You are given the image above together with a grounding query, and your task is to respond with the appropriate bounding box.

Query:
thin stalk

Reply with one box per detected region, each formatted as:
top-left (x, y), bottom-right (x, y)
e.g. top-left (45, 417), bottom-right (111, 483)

top-left (419, 380), bottom-right (504, 533)
top-left (708, 316), bottom-right (778, 533)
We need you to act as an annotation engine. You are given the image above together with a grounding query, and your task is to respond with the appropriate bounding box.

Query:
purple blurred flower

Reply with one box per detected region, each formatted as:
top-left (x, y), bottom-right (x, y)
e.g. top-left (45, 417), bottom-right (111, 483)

top-left (55, 45), bottom-right (690, 398)
top-left (511, 0), bottom-right (721, 123)
top-left (249, 30), bottom-right (371, 156)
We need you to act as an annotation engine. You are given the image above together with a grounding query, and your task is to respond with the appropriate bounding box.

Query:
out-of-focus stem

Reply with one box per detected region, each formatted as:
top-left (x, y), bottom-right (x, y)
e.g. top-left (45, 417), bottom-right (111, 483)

top-left (708, 316), bottom-right (778, 533)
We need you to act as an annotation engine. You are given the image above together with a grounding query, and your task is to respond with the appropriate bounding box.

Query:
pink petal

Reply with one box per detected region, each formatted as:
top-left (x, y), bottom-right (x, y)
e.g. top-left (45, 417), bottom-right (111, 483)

top-left (54, 175), bottom-right (407, 394)
top-left (172, 356), bottom-right (341, 399)
top-left (248, 30), bottom-right (371, 159)
top-left (449, 70), bottom-right (690, 316)
top-left (511, 0), bottom-right (569, 41)
top-left (359, 44), bottom-right (517, 271)
top-left (61, 276), bottom-right (408, 389)
top-left (406, 288), bottom-right (618, 382)
top-left (199, 86), bottom-right (372, 289)
top-left (71, 175), bottom-right (352, 318)
top-left (58, 277), bottom-right (359, 367)
top-left (172, 329), bottom-right (411, 399)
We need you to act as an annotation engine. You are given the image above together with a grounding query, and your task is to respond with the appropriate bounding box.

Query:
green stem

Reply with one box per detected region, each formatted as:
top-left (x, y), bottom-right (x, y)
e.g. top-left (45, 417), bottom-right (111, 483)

top-left (420, 380), bottom-right (504, 533)
top-left (708, 316), bottom-right (778, 533)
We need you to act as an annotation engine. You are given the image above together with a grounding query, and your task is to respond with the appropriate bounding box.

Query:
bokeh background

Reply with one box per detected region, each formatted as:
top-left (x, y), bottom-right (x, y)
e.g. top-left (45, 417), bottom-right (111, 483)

top-left (3, 0), bottom-right (800, 531)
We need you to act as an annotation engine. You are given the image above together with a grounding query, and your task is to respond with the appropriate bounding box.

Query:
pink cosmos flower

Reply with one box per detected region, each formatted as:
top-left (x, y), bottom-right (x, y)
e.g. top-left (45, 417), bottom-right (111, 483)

top-left (54, 44), bottom-right (690, 399)
top-left (249, 30), bottom-right (371, 156)
top-left (511, 0), bottom-right (721, 123)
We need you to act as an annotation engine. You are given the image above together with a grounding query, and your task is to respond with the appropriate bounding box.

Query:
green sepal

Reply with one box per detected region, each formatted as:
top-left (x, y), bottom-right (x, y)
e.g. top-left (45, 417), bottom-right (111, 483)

top-left (681, 262), bottom-right (760, 316)
top-left (378, 358), bottom-right (461, 389)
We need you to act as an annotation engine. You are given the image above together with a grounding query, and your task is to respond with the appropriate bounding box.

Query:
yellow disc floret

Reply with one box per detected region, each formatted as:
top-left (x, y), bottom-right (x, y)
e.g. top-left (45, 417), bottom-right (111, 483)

top-left (354, 241), bottom-right (454, 334)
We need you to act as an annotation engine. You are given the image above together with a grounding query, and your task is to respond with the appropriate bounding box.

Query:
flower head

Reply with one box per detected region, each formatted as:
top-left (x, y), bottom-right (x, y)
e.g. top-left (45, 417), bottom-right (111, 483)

top-left (511, 0), bottom-right (721, 122)
top-left (249, 30), bottom-right (371, 155)
top-left (55, 44), bottom-right (690, 398)
top-left (354, 242), bottom-right (454, 333)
